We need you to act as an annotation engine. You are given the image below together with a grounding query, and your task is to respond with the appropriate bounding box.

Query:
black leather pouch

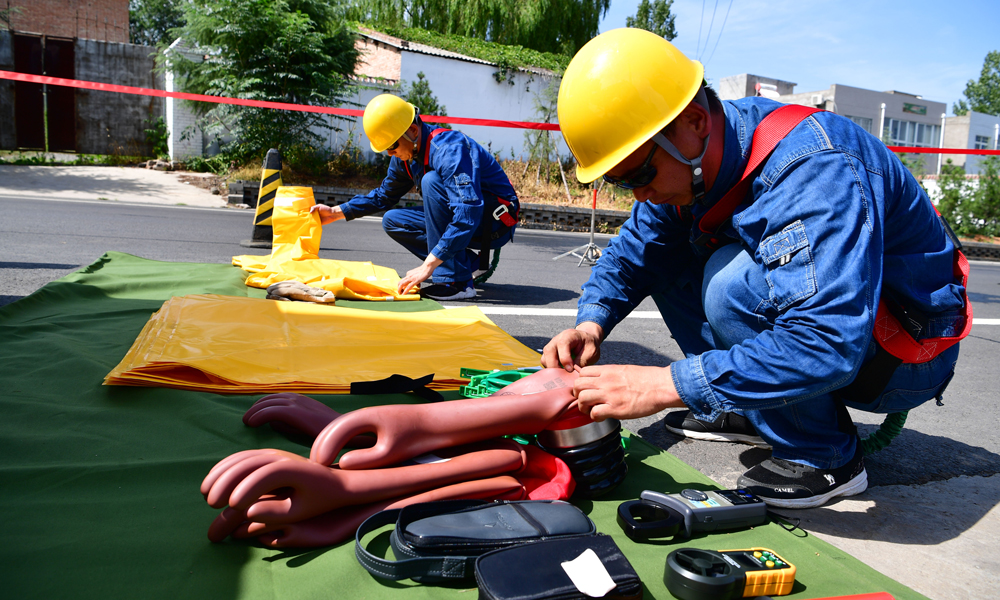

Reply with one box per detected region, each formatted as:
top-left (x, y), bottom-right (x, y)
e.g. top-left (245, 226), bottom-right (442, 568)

top-left (355, 499), bottom-right (597, 583)
top-left (475, 533), bottom-right (643, 600)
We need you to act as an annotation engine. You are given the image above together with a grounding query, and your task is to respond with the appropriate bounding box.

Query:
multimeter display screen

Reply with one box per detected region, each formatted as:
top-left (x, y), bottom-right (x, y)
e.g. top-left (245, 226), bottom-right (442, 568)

top-left (717, 490), bottom-right (762, 505)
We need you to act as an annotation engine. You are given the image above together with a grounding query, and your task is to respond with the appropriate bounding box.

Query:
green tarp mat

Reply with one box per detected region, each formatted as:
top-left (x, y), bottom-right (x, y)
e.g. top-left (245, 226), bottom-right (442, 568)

top-left (0, 252), bottom-right (924, 599)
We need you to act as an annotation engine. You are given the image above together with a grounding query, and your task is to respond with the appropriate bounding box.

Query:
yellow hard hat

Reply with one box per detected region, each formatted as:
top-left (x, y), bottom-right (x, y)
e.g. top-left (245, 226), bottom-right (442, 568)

top-left (363, 94), bottom-right (416, 153)
top-left (558, 28), bottom-right (705, 183)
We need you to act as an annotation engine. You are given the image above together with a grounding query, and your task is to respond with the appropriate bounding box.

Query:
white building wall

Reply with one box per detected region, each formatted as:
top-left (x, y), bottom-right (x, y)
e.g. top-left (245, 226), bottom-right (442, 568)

top-left (400, 51), bottom-right (563, 160)
top-left (965, 111), bottom-right (1000, 175)
top-left (165, 70), bottom-right (206, 161)
top-left (166, 41), bottom-right (561, 162)
top-left (164, 40), bottom-right (206, 161)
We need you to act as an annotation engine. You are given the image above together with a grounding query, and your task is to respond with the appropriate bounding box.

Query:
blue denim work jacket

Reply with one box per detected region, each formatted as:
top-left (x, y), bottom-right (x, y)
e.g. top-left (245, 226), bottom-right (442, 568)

top-left (339, 121), bottom-right (518, 262)
top-left (577, 97), bottom-right (966, 418)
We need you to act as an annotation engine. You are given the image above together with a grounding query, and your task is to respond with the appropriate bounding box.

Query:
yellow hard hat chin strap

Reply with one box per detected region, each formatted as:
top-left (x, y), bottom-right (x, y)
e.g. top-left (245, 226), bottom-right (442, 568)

top-left (649, 86), bottom-right (710, 203)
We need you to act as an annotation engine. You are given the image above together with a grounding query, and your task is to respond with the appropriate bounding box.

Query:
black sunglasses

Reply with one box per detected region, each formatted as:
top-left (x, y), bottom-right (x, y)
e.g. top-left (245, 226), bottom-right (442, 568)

top-left (386, 131), bottom-right (415, 153)
top-left (603, 143), bottom-right (658, 189)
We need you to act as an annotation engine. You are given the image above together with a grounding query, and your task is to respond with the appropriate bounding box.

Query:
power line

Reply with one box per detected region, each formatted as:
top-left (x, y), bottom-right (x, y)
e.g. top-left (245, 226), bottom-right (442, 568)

top-left (699, 0), bottom-right (720, 61)
top-left (704, 0), bottom-right (734, 68)
top-left (696, 0), bottom-right (706, 57)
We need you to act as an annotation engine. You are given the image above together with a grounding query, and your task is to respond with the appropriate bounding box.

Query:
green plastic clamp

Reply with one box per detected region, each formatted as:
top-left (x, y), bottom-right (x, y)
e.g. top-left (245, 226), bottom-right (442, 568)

top-left (459, 367), bottom-right (541, 398)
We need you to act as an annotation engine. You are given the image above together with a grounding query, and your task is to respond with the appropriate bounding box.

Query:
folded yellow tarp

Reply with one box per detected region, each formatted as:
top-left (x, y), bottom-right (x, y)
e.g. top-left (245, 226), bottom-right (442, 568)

top-left (232, 186), bottom-right (419, 301)
top-left (105, 294), bottom-right (541, 394)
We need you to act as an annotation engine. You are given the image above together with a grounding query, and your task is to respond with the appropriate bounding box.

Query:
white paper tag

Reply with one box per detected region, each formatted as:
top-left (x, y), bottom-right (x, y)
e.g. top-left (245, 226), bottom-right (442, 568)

top-left (560, 548), bottom-right (616, 598)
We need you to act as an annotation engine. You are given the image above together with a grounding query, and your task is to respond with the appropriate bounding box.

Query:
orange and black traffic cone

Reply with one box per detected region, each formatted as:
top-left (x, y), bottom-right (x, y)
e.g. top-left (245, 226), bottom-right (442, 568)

top-left (240, 148), bottom-right (282, 248)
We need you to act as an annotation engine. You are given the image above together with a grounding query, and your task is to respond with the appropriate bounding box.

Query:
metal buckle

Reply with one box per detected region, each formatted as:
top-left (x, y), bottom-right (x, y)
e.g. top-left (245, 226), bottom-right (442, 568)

top-left (493, 204), bottom-right (508, 220)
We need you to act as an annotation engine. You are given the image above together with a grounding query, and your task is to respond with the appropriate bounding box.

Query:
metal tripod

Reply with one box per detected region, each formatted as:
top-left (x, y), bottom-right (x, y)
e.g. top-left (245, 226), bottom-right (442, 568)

top-left (553, 186), bottom-right (603, 266)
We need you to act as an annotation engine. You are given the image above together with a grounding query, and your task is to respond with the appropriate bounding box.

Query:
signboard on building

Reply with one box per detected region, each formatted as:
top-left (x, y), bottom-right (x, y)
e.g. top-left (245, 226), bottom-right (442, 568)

top-left (903, 102), bottom-right (927, 115)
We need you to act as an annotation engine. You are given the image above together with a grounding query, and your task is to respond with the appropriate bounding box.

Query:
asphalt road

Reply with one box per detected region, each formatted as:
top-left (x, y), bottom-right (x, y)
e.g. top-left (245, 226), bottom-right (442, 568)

top-left (3, 195), bottom-right (999, 489)
top-left (5, 195), bottom-right (1000, 599)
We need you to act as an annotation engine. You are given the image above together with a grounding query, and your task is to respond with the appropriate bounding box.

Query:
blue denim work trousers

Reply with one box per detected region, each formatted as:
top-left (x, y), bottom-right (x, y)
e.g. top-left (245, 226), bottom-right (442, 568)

top-left (655, 243), bottom-right (960, 468)
top-left (381, 171), bottom-right (514, 284)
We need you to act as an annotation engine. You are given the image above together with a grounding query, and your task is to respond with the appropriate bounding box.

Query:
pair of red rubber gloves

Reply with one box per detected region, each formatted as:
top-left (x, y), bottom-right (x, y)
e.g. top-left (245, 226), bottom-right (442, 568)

top-left (202, 368), bottom-right (581, 548)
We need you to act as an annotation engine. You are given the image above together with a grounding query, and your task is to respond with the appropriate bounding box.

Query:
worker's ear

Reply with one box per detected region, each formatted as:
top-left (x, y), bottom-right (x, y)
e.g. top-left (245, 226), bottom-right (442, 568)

top-left (676, 101), bottom-right (711, 140)
top-left (407, 124), bottom-right (421, 139)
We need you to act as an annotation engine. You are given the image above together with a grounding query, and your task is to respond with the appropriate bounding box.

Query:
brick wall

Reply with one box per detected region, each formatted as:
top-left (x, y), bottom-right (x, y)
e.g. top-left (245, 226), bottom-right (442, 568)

top-left (354, 38), bottom-right (401, 83)
top-left (9, 0), bottom-right (129, 43)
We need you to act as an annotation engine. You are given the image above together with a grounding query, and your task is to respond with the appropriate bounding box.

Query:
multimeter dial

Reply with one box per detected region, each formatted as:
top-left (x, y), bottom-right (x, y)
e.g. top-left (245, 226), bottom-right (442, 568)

top-left (680, 489), bottom-right (709, 501)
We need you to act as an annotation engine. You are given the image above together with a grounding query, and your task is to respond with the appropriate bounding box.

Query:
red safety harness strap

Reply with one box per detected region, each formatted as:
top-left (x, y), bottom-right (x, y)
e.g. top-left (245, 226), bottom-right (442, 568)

top-left (874, 217), bottom-right (972, 364)
top-left (694, 105), bottom-right (823, 249)
top-left (692, 105), bottom-right (972, 404)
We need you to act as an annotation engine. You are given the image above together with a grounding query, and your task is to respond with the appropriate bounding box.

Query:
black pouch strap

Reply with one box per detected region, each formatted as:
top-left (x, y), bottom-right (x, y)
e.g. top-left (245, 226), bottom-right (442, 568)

top-left (350, 373), bottom-right (443, 403)
top-left (838, 342), bottom-right (903, 406)
top-left (355, 505), bottom-right (481, 582)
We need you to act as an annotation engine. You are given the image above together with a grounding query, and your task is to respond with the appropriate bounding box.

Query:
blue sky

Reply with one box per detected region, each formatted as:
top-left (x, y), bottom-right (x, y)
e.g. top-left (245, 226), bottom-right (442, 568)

top-left (599, 0), bottom-right (999, 115)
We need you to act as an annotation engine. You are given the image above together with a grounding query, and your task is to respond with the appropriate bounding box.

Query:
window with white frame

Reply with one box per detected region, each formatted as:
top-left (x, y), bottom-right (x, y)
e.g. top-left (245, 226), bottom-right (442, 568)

top-left (847, 115), bottom-right (873, 134)
top-left (882, 118), bottom-right (941, 147)
top-left (974, 135), bottom-right (990, 150)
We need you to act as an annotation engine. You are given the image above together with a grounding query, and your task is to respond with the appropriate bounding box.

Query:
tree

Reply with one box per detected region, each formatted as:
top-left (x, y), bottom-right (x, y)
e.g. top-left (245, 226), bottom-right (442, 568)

top-left (625, 0), bottom-right (676, 40)
top-left (938, 157), bottom-right (1000, 238)
top-left (937, 159), bottom-right (972, 234)
top-left (129, 0), bottom-right (185, 46)
top-left (170, 0), bottom-right (359, 163)
top-left (956, 50), bottom-right (1000, 116)
top-left (404, 71), bottom-right (450, 128)
top-left (349, 0), bottom-right (610, 56)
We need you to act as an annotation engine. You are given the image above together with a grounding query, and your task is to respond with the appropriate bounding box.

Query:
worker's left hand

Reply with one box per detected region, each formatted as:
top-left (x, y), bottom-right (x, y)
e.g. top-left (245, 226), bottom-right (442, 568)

top-left (398, 263), bottom-right (434, 295)
top-left (573, 364), bottom-right (685, 422)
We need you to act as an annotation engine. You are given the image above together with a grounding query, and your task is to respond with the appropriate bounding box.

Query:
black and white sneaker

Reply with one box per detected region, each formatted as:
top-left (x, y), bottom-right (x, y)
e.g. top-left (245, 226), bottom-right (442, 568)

top-left (736, 445), bottom-right (868, 509)
top-left (663, 410), bottom-right (770, 448)
top-left (419, 281), bottom-right (476, 301)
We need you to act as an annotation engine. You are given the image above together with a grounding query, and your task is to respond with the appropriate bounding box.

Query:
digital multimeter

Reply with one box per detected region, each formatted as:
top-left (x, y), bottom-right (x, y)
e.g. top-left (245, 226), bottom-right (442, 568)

top-left (617, 488), bottom-right (768, 541)
top-left (665, 547), bottom-right (796, 600)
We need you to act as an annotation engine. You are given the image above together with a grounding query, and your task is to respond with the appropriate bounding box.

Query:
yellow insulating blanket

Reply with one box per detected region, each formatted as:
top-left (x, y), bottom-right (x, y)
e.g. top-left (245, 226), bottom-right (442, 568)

top-left (232, 186), bottom-right (419, 301)
top-left (104, 294), bottom-right (541, 394)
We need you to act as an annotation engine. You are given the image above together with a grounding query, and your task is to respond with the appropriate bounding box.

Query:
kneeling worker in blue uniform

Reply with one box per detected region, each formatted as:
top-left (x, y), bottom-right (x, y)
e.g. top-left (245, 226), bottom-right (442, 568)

top-left (542, 29), bottom-right (970, 509)
top-left (311, 94), bottom-right (520, 301)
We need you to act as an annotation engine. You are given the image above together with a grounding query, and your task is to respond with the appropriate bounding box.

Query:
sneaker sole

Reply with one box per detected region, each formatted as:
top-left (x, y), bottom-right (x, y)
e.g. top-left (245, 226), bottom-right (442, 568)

top-left (423, 289), bottom-right (476, 301)
top-left (664, 422), bottom-right (771, 449)
top-left (755, 469), bottom-right (868, 510)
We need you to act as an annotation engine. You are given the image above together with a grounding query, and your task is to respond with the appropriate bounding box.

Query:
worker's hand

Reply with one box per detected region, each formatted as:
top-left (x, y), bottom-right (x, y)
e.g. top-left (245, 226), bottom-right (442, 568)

top-left (242, 393), bottom-right (375, 446)
top-left (309, 203), bottom-right (344, 225)
top-left (398, 263), bottom-right (435, 295)
top-left (573, 364), bottom-right (685, 422)
top-left (541, 323), bottom-right (604, 371)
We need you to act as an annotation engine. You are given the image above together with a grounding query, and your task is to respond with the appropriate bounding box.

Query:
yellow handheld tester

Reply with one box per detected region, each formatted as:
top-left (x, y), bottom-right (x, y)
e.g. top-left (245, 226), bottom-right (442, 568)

top-left (665, 547), bottom-right (796, 600)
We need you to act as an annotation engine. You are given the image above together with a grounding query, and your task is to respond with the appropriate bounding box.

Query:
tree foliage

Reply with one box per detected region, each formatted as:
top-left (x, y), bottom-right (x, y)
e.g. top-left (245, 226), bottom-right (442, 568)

top-left (404, 71), bottom-right (450, 129)
top-left (957, 50), bottom-right (1000, 116)
top-left (349, 0), bottom-right (610, 56)
top-left (367, 24), bottom-right (570, 72)
top-left (937, 157), bottom-right (1000, 238)
top-left (625, 0), bottom-right (676, 41)
top-left (170, 0), bottom-right (359, 163)
top-left (129, 0), bottom-right (185, 46)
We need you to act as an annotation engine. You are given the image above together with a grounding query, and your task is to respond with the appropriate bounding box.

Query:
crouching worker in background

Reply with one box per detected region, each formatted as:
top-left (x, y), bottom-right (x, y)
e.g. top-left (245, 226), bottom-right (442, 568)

top-left (311, 94), bottom-right (520, 301)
